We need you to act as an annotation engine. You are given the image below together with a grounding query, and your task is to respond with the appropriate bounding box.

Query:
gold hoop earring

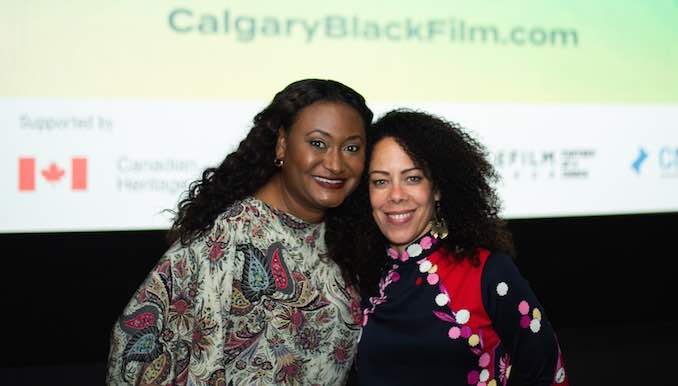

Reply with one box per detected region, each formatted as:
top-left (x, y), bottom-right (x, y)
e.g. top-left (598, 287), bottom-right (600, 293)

top-left (274, 158), bottom-right (284, 167)
top-left (431, 200), bottom-right (448, 239)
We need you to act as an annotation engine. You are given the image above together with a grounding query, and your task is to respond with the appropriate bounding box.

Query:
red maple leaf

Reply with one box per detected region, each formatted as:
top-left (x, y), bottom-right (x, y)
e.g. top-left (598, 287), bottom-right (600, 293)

top-left (41, 162), bottom-right (65, 183)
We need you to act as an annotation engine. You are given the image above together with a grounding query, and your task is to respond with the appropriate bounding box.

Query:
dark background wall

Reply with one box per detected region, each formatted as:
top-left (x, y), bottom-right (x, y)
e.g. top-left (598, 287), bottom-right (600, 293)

top-left (1, 212), bottom-right (677, 385)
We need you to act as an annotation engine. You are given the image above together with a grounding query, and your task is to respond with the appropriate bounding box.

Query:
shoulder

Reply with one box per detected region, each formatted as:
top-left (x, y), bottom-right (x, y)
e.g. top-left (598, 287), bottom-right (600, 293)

top-left (197, 196), bottom-right (293, 255)
top-left (483, 250), bottom-right (519, 276)
top-left (481, 251), bottom-right (534, 301)
top-left (216, 196), bottom-right (280, 227)
top-left (215, 198), bottom-right (252, 224)
top-left (479, 251), bottom-right (525, 290)
top-left (206, 197), bottom-right (265, 238)
top-left (176, 199), bottom-right (256, 255)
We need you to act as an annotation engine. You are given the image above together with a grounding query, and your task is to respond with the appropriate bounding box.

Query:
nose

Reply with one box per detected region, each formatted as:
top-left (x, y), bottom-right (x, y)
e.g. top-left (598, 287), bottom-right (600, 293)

top-left (323, 148), bottom-right (344, 175)
top-left (388, 181), bottom-right (407, 204)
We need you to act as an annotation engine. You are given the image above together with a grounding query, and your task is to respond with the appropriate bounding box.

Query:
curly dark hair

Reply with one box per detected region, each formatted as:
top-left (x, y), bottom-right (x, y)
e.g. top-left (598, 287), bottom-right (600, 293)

top-left (330, 109), bottom-right (515, 295)
top-left (168, 79), bottom-right (373, 283)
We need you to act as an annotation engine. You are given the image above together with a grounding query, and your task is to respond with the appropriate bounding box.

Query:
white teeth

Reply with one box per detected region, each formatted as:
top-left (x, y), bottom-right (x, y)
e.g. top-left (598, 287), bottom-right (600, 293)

top-left (387, 212), bottom-right (413, 221)
top-left (314, 176), bottom-right (342, 184)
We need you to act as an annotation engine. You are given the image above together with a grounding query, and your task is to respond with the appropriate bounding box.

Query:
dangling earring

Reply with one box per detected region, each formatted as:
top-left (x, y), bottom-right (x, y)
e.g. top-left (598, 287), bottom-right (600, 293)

top-left (274, 158), bottom-right (284, 167)
top-left (431, 200), bottom-right (448, 239)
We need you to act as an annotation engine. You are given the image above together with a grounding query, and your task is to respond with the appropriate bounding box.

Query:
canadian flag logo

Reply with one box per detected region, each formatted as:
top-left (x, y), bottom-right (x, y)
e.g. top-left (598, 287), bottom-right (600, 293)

top-left (18, 157), bottom-right (88, 191)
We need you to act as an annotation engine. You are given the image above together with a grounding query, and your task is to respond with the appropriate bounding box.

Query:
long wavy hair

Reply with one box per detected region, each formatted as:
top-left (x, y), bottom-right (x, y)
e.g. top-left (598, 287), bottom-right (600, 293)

top-left (330, 109), bottom-right (515, 295)
top-left (168, 79), bottom-right (373, 282)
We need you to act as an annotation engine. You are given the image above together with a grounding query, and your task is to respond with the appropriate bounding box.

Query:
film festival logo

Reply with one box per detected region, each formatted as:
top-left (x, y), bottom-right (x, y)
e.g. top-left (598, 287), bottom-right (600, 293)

top-left (18, 157), bottom-right (88, 191)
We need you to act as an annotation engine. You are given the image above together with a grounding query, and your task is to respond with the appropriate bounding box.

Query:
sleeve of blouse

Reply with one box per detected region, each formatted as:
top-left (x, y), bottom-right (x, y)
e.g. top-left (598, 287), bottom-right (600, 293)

top-left (106, 219), bottom-right (239, 385)
top-left (481, 252), bottom-right (569, 386)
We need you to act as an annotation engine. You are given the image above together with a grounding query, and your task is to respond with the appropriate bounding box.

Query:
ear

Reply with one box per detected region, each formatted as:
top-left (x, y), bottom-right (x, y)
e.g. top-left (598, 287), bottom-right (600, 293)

top-left (275, 127), bottom-right (287, 161)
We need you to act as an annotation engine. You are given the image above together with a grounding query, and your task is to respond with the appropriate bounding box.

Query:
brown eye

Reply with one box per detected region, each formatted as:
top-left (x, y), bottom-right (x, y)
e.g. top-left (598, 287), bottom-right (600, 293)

top-left (310, 140), bottom-right (326, 149)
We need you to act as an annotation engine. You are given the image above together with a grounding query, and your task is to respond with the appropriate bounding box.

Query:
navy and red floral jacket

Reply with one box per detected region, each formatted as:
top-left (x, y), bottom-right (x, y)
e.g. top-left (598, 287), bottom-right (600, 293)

top-left (357, 232), bottom-right (568, 386)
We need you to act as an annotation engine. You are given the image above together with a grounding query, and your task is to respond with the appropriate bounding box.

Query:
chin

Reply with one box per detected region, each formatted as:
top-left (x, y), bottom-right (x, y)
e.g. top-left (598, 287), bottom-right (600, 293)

top-left (384, 230), bottom-right (418, 247)
top-left (314, 189), bottom-right (353, 208)
top-left (311, 195), bottom-right (345, 209)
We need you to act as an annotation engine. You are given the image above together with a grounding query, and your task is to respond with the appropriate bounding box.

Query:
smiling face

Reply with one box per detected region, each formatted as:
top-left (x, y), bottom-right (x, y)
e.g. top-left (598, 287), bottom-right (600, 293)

top-left (276, 101), bottom-right (366, 220)
top-left (369, 137), bottom-right (439, 252)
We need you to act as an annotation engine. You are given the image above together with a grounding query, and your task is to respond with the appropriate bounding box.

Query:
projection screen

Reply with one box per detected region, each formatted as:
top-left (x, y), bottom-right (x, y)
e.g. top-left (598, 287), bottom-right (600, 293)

top-left (2, 1), bottom-right (677, 232)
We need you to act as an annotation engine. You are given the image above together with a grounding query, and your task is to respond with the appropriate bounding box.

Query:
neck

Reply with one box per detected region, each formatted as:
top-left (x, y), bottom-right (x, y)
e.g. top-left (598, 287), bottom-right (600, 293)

top-left (392, 244), bottom-right (407, 253)
top-left (254, 174), bottom-right (324, 223)
top-left (391, 224), bottom-right (434, 253)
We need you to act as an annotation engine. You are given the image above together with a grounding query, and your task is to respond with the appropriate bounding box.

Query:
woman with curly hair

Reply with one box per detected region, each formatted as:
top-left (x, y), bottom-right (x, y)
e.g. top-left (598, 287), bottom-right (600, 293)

top-left (106, 79), bottom-right (373, 385)
top-left (336, 110), bottom-right (568, 386)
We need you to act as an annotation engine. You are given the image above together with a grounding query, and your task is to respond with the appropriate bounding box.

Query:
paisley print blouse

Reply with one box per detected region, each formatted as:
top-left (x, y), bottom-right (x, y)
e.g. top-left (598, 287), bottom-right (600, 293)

top-left (106, 197), bottom-right (363, 385)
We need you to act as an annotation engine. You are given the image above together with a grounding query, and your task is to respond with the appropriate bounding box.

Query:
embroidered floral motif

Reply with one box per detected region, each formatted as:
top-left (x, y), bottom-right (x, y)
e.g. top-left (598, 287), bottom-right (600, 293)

top-left (271, 248), bottom-right (289, 290)
top-left (140, 352), bottom-right (171, 384)
top-left (406, 243), bottom-right (422, 257)
top-left (362, 264), bottom-right (400, 327)
top-left (387, 234), bottom-right (438, 262)
top-left (499, 354), bottom-right (511, 383)
top-left (168, 293), bottom-right (193, 332)
top-left (205, 222), bottom-right (228, 269)
top-left (496, 281), bottom-right (509, 296)
top-left (330, 336), bottom-right (355, 365)
top-left (123, 310), bottom-right (156, 330)
top-left (435, 293), bottom-right (450, 306)
top-left (412, 235), bottom-right (499, 386)
top-left (555, 367), bottom-right (566, 383)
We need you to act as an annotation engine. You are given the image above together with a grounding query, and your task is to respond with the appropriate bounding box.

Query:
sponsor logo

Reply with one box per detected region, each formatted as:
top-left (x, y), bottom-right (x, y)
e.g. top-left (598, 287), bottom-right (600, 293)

top-left (631, 146), bottom-right (678, 178)
top-left (491, 148), bottom-right (595, 180)
top-left (659, 146), bottom-right (678, 178)
top-left (631, 148), bottom-right (648, 174)
top-left (115, 156), bottom-right (199, 194)
top-left (18, 157), bottom-right (88, 191)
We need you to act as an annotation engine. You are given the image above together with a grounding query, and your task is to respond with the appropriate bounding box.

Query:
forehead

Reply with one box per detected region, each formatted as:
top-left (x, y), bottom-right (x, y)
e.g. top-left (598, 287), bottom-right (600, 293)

top-left (369, 137), bottom-right (416, 169)
top-left (290, 101), bottom-right (365, 136)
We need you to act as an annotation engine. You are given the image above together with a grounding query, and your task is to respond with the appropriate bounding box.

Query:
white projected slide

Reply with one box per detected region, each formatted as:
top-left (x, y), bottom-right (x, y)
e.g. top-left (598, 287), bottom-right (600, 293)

top-left (2, 1), bottom-right (677, 232)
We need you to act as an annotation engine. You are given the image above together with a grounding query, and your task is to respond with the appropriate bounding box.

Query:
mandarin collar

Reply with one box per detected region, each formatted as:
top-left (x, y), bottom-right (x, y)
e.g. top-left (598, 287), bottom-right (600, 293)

top-left (385, 231), bottom-right (443, 264)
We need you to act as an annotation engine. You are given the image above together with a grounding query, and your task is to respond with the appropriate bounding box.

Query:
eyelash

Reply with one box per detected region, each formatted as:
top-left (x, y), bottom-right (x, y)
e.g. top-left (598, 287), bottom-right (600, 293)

top-left (309, 140), bottom-right (361, 153)
top-left (370, 175), bottom-right (422, 187)
top-left (310, 140), bottom-right (326, 149)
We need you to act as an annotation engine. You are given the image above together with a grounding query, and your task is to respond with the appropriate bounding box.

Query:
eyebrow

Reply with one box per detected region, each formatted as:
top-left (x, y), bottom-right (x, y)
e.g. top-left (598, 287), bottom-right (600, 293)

top-left (369, 167), bottom-right (422, 175)
top-left (306, 129), bottom-right (364, 142)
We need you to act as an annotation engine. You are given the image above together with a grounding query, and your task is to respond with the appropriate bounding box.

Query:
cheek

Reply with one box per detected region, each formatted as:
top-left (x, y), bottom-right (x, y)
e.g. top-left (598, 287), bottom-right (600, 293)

top-left (345, 155), bottom-right (365, 175)
top-left (415, 189), bottom-right (436, 216)
top-left (368, 187), bottom-right (380, 208)
top-left (370, 203), bottom-right (384, 227)
top-left (289, 150), bottom-right (319, 172)
top-left (369, 189), bottom-right (390, 220)
top-left (420, 199), bottom-right (436, 221)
